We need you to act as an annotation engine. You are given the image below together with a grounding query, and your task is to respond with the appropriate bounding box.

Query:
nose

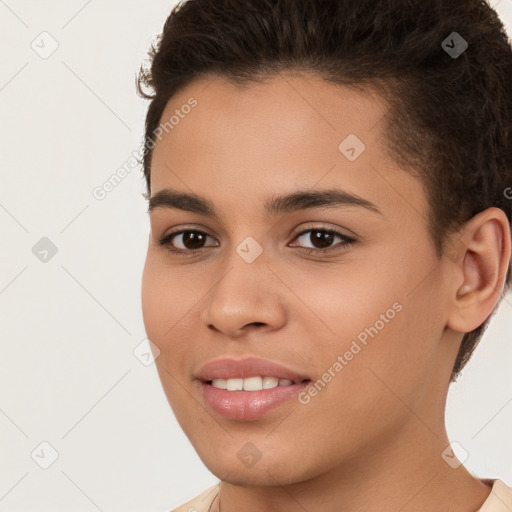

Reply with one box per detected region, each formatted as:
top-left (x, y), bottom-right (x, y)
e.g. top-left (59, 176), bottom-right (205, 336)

top-left (200, 260), bottom-right (288, 339)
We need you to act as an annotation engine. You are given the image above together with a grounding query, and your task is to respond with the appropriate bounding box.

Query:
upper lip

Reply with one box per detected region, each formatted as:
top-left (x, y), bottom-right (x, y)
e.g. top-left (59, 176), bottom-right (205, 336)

top-left (196, 357), bottom-right (310, 382)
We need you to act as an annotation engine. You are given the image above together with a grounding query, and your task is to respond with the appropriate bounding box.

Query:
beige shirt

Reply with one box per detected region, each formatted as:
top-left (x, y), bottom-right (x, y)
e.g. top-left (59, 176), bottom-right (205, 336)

top-left (170, 479), bottom-right (512, 512)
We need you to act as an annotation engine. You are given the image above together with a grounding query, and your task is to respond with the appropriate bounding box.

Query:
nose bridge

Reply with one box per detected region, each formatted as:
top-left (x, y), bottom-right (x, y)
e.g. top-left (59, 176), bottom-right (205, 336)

top-left (219, 218), bottom-right (270, 276)
top-left (211, 237), bottom-right (269, 308)
top-left (201, 237), bottom-right (286, 335)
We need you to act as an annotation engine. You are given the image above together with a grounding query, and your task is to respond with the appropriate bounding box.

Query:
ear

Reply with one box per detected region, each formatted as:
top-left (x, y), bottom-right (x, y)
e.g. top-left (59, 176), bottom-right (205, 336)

top-left (446, 207), bottom-right (511, 333)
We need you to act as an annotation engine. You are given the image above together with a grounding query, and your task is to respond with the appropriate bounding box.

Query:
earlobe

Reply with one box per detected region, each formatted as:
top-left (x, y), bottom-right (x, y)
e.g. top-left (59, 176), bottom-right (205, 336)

top-left (446, 207), bottom-right (511, 333)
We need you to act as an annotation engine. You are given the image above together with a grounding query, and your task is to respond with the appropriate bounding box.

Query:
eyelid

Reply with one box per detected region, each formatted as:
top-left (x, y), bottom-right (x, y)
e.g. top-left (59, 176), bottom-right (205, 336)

top-left (289, 222), bottom-right (357, 241)
top-left (158, 226), bottom-right (218, 248)
top-left (288, 226), bottom-right (356, 255)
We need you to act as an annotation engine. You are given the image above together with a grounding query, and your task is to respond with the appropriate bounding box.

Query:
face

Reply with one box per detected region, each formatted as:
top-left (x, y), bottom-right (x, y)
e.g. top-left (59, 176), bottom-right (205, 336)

top-left (141, 73), bottom-right (455, 485)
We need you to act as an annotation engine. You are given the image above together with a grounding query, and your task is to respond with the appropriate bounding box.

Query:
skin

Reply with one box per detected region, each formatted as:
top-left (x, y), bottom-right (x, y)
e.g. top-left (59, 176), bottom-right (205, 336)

top-left (141, 72), bottom-right (511, 512)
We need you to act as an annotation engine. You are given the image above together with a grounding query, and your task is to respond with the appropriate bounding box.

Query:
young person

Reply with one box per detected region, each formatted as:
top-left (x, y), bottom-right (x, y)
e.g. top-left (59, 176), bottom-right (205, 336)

top-left (137, 0), bottom-right (512, 510)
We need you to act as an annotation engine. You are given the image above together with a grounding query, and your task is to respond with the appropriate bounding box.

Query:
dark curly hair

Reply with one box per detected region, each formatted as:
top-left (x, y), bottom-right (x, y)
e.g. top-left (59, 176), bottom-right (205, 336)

top-left (137, 0), bottom-right (512, 382)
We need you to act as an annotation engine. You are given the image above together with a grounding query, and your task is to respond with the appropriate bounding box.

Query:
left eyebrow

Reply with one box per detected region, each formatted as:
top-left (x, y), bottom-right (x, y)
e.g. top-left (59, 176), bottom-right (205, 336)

top-left (147, 187), bottom-right (382, 217)
top-left (264, 188), bottom-right (382, 217)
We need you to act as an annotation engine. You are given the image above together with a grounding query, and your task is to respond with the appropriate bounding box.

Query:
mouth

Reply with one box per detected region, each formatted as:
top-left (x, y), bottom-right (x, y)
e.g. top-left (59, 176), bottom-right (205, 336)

top-left (196, 356), bottom-right (310, 382)
top-left (204, 376), bottom-right (310, 391)
top-left (196, 357), bottom-right (311, 420)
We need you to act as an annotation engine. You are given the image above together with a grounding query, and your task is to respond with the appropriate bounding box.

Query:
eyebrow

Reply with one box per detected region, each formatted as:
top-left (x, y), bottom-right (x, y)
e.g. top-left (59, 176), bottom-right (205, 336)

top-left (147, 187), bottom-right (382, 217)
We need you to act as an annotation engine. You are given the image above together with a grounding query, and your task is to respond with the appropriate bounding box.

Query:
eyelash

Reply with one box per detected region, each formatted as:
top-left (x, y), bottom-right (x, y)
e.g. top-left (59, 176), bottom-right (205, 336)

top-left (157, 226), bottom-right (356, 257)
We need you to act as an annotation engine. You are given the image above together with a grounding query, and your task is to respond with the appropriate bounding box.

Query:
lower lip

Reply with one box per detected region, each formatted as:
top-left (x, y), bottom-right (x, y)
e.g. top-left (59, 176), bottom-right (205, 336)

top-left (201, 381), bottom-right (309, 420)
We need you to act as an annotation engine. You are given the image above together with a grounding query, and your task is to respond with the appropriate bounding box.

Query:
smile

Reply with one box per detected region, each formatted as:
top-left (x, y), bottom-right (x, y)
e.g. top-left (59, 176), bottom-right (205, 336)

top-left (196, 357), bottom-right (311, 420)
top-left (210, 376), bottom-right (304, 391)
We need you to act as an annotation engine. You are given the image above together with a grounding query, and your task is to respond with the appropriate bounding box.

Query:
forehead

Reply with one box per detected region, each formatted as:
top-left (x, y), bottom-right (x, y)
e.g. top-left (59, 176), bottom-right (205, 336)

top-left (149, 73), bottom-right (427, 225)
top-left (152, 73), bottom-right (384, 177)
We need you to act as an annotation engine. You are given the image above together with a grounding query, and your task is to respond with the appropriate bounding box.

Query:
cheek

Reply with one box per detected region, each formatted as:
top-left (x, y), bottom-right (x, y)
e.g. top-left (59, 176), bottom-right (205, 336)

top-left (141, 255), bottom-right (165, 341)
top-left (140, 254), bottom-right (188, 372)
top-left (141, 252), bottom-right (204, 380)
top-left (141, 252), bottom-right (191, 340)
top-left (288, 254), bottom-right (438, 406)
top-left (141, 256), bottom-right (199, 420)
top-left (285, 257), bottom-right (402, 348)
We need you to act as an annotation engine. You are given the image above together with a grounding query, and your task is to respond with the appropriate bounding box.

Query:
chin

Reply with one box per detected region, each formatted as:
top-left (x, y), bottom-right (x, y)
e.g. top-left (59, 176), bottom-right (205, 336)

top-left (191, 437), bottom-right (317, 487)
top-left (203, 458), bottom-right (304, 487)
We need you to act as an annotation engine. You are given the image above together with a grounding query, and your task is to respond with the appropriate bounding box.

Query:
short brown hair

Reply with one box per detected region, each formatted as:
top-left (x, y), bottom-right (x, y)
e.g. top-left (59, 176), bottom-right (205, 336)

top-left (137, 0), bottom-right (512, 382)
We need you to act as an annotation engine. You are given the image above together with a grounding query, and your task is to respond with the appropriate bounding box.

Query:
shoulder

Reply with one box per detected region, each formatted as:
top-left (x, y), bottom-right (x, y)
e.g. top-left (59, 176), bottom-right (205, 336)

top-left (478, 479), bottom-right (512, 511)
top-left (166, 479), bottom-right (512, 511)
top-left (169, 484), bottom-right (220, 512)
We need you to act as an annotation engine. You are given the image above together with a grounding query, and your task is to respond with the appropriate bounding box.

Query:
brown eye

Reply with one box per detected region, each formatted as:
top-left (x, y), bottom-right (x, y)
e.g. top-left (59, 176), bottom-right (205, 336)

top-left (158, 226), bottom-right (355, 258)
top-left (159, 229), bottom-right (218, 254)
top-left (301, 230), bottom-right (336, 249)
top-left (173, 231), bottom-right (208, 250)
top-left (291, 228), bottom-right (355, 253)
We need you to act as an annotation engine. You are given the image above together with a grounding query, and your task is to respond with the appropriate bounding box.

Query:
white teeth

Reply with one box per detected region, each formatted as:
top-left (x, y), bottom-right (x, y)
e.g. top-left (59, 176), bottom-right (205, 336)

top-left (211, 378), bottom-right (227, 389)
top-left (210, 376), bottom-right (298, 391)
top-left (262, 376), bottom-right (279, 389)
top-left (243, 376), bottom-right (262, 391)
top-left (226, 378), bottom-right (243, 391)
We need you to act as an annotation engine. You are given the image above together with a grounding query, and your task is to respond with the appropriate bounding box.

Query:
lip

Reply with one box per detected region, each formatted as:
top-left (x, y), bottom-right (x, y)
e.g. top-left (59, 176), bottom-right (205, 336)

top-left (196, 357), bottom-right (310, 382)
top-left (196, 357), bottom-right (311, 421)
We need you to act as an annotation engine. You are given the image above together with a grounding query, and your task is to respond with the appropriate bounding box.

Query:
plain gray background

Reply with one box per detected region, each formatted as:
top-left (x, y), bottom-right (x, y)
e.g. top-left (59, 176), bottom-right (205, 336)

top-left (1, 1), bottom-right (511, 510)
